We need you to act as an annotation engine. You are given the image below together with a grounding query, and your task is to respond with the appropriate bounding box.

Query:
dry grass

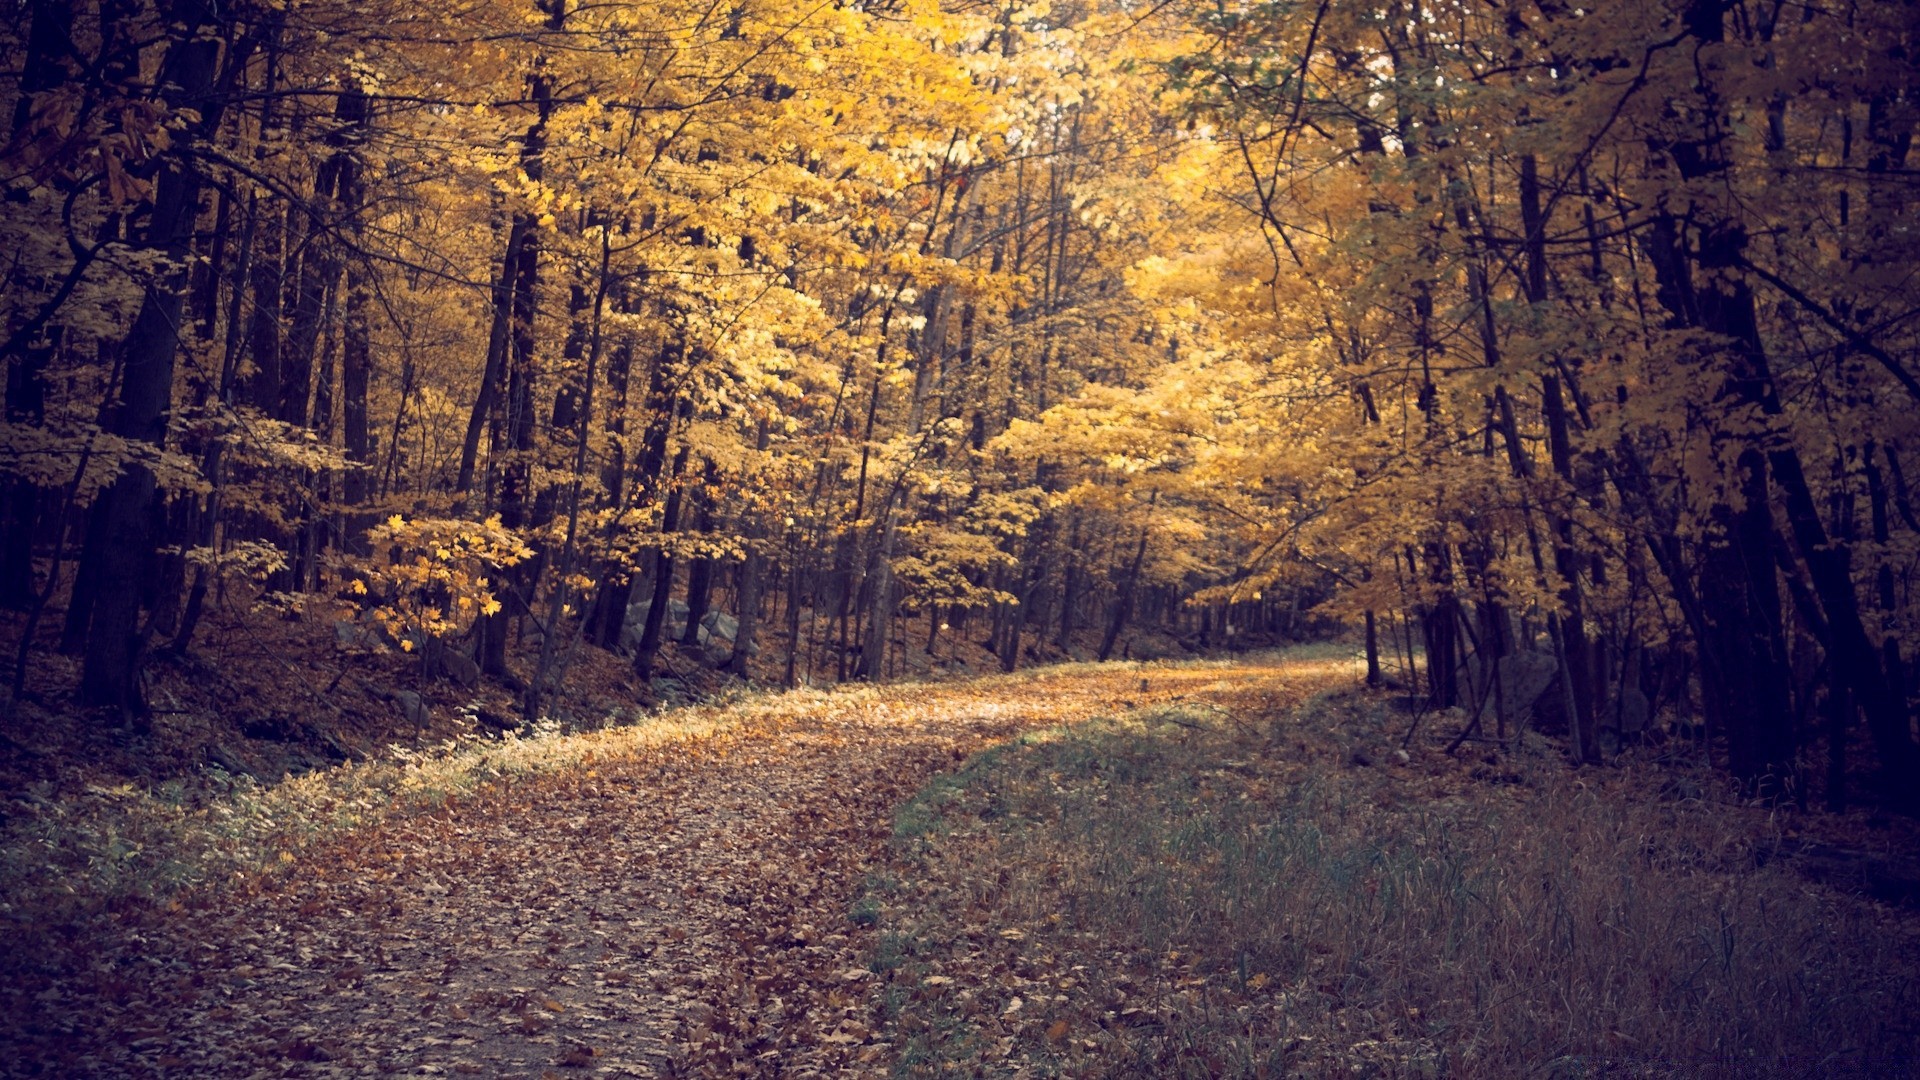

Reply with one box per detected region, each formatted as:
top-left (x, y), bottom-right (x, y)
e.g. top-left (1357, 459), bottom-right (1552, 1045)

top-left (1, 679), bottom-right (837, 936)
top-left (0, 655), bottom-right (1234, 951)
top-left (867, 685), bottom-right (1920, 1078)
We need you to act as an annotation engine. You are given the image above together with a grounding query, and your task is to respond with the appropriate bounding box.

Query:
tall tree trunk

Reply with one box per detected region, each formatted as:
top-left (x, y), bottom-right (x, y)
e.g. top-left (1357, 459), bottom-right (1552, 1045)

top-left (591, 329), bottom-right (681, 649)
top-left (78, 0), bottom-right (228, 716)
top-left (0, 0), bottom-right (82, 611)
top-left (727, 545), bottom-right (765, 677)
top-left (1098, 496), bottom-right (1155, 662)
top-left (634, 446), bottom-right (690, 680)
top-left (1635, 0), bottom-right (1809, 794)
top-left (680, 468), bottom-right (717, 648)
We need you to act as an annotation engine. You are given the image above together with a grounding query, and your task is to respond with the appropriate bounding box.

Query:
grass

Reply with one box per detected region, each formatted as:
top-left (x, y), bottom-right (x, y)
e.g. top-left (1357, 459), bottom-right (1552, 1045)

top-left (0, 652), bottom-right (1267, 954)
top-left (0, 679), bottom-right (867, 940)
top-left (864, 688), bottom-right (1920, 1078)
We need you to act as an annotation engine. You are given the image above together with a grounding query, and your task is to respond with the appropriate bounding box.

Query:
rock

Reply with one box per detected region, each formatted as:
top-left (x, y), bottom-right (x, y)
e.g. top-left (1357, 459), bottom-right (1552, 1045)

top-left (699, 610), bottom-right (739, 643)
top-left (1467, 650), bottom-right (1559, 728)
top-left (1596, 725), bottom-right (1622, 758)
top-left (1612, 686), bottom-right (1651, 735)
top-left (622, 597), bottom-right (693, 651)
top-left (206, 744), bottom-right (254, 778)
top-left (619, 608), bottom-right (643, 653)
top-left (434, 647), bottom-right (481, 689)
top-left (1499, 651), bottom-right (1560, 713)
top-left (317, 728), bottom-right (354, 761)
top-left (651, 678), bottom-right (691, 707)
top-left (391, 690), bottom-right (430, 728)
top-left (473, 707), bottom-right (517, 735)
top-left (333, 619), bottom-right (394, 651)
top-left (242, 716), bottom-right (295, 741)
top-left (1460, 650), bottom-right (1551, 704)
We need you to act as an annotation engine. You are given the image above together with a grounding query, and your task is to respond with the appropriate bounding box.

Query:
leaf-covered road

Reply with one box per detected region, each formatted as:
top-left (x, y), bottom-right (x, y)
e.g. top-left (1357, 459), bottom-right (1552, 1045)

top-left (7, 659), bottom-right (1351, 1078)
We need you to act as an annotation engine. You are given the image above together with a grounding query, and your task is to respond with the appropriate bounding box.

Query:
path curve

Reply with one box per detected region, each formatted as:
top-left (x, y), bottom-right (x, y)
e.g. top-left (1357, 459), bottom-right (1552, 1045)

top-left (6, 659), bottom-right (1350, 1078)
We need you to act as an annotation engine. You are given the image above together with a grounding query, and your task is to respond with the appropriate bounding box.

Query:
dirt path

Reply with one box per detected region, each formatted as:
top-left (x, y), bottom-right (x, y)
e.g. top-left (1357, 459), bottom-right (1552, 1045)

top-left (6, 659), bottom-right (1351, 1078)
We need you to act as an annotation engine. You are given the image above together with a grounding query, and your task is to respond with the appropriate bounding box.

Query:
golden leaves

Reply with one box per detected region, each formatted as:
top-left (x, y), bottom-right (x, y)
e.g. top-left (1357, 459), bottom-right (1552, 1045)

top-left (352, 514), bottom-right (532, 647)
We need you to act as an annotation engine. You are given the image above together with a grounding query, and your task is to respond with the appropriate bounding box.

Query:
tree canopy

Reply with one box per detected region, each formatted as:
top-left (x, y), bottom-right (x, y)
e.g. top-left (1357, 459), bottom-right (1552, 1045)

top-left (3, 0), bottom-right (1917, 806)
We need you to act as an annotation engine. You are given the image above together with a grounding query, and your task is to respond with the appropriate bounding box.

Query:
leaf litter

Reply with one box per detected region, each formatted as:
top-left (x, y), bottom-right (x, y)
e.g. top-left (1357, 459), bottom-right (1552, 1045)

top-left (2, 657), bottom-right (1339, 1077)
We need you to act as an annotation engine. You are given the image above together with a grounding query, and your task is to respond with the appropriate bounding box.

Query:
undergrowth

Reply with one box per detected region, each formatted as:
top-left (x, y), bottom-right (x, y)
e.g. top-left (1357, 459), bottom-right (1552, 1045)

top-left (866, 692), bottom-right (1920, 1078)
top-left (0, 655), bottom-right (1218, 950)
top-left (0, 684), bottom-right (808, 940)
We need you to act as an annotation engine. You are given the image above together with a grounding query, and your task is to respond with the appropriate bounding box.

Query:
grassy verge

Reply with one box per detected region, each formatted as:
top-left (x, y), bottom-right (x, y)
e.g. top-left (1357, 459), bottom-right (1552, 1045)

top-left (0, 682), bottom-right (825, 936)
top-left (0, 653), bottom-right (1247, 946)
top-left (864, 689), bottom-right (1920, 1078)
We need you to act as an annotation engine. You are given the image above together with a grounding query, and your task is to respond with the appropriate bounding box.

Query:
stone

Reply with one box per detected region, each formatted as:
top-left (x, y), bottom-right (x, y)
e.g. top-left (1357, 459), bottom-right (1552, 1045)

top-left (333, 618), bottom-right (394, 651)
top-left (1498, 651), bottom-right (1560, 712)
top-left (1596, 725), bottom-right (1622, 759)
top-left (435, 647), bottom-right (480, 689)
top-left (622, 597), bottom-right (693, 651)
top-left (473, 707), bottom-right (517, 735)
top-left (317, 728), bottom-right (355, 761)
top-left (392, 690), bottom-right (429, 728)
top-left (242, 715), bottom-right (295, 741)
top-left (206, 744), bottom-right (254, 778)
top-left (1458, 650), bottom-right (1563, 728)
top-left (700, 610), bottom-right (739, 643)
top-left (1612, 686), bottom-right (1651, 735)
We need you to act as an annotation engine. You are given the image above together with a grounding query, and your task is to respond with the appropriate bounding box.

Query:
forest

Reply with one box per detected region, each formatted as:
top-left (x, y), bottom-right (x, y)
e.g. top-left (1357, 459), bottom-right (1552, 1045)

top-left (4, 0), bottom-right (1920, 1075)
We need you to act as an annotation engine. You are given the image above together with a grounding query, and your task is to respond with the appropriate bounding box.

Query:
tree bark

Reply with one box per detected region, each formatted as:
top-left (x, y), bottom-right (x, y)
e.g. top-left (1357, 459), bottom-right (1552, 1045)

top-left (78, 0), bottom-right (228, 715)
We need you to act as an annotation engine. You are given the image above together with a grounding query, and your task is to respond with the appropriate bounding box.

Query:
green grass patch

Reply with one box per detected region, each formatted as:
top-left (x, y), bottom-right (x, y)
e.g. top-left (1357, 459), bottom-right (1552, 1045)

top-left (864, 695), bottom-right (1920, 1078)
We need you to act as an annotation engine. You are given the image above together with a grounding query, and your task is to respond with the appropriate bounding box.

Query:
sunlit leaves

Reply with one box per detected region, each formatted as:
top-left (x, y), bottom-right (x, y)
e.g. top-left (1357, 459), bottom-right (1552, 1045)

top-left (356, 515), bottom-right (533, 648)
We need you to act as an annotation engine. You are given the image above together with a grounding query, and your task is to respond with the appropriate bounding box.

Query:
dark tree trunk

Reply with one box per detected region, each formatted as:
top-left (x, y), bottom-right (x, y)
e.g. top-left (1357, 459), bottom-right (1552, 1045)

top-left (78, 0), bottom-right (228, 715)
top-left (681, 469), bottom-right (717, 648)
top-left (0, 0), bottom-right (79, 611)
top-left (1056, 513), bottom-right (1082, 650)
top-left (590, 330), bottom-right (678, 649)
top-left (726, 546), bottom-right (765, 677)
top-left (1099, 501), bottom-right (1153, 662)
top-left (634, 446), bottom-right (690, 680)
top-left (1629, 0), bottom-right (1814, 794)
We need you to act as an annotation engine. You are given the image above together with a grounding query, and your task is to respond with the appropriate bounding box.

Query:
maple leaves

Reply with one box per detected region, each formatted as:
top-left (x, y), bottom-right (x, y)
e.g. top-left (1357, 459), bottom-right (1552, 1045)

top-left (1, 0), bottom-right (1252, 708)
top-left (1077, 0), bottom-right (1920, 786)
top-left (3, 0), bottom-right (1911, 801)
top-left (358, 515), bottom-right (533, 647)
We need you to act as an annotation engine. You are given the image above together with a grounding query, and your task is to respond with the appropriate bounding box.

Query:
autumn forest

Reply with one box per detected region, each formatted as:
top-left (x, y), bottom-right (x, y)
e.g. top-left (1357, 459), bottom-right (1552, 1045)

top-left (5, 0), bottom-right (1920, 1074)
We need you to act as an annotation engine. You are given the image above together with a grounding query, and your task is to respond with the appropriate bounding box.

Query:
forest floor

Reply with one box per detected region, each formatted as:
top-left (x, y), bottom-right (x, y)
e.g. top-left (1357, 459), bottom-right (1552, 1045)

top-left (4, 650), bottom-right (1920, 1078)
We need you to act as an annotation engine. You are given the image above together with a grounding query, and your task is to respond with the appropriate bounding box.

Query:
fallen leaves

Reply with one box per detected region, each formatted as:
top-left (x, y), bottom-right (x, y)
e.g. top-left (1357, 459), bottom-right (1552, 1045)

top-left (6, 659), bottom-right (1296, 1077)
